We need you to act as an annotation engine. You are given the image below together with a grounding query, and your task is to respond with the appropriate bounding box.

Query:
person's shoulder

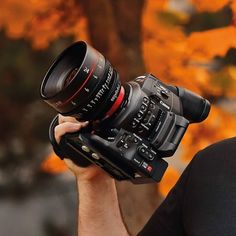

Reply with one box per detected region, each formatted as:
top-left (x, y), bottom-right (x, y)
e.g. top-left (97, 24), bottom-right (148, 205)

top-left (198, 136), bottom-right (236, 155)
top-left (193, 136), bottom-right (236, 165)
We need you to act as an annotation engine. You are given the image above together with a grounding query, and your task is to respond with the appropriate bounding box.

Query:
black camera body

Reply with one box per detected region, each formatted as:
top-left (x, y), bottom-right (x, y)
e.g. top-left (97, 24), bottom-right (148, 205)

top-left (41, 41), bottom-right (210, 184)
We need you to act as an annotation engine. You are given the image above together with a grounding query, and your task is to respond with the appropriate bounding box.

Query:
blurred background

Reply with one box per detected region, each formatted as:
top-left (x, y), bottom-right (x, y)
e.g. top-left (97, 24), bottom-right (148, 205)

top-left (0, 0), bottom-right (236, 235)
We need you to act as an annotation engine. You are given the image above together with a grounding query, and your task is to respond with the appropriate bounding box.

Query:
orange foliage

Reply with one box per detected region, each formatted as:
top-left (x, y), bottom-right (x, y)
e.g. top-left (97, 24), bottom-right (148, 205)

top-left (158, 166), bottom-right (180, 197)
top-left (232, 1), bottom-right (236, 25)
top-left (0, 0), bottom-right (60, 38)
top-left (191, 0), bottom-right (236, 25)
top-left (143, 0), bottom-right (236, 195)
top-left (41, 152), bottom-right (68, 174)
top-left (182, 106), bottom-right (236, 160)
top-left (0, 0), bottom-right (89, 49)
top-left (159, 105), bottom-right (236, 196)
top-left (191, 0), bottom-right (231, 12)
top-left (142, 1), bottom-right (236, 97)
top-left (187, 26), bottom-right (236, 61)
top-left (232, 0), bottom-right (236, 12)
top-left (142, 0), bottom-right (214, 98)
top-left (2, 0), bottom-right (236, 192)
top-left (148, 0), bottom-right (169, 10)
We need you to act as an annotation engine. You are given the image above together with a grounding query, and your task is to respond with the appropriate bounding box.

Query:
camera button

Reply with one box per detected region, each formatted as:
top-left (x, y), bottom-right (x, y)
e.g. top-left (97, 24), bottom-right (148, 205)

top-left (140, 147), bottom-right (146, 153)
top-left (117, 139), bottom-right (125, 148)
top-left (138, 127), bottom-right (144, 133)
top-left (161, 90), bottom-right (169, 99)
top-left (138, 146), bottom-right (147, 156)
top-left (133, 137), bottom-right (139, 143)
top-left (143, 97), bottom-right (149, 103)
top-left (149, 103), bottom-right (155, 110)
top-left (141, 162), bottom-right (153, 174)
top-left (126, 135), bottom-right (136, 144)
top-left (146, 165), bottom-right (153, 172)
top-left (137, 112), bottom-right (143, 119)
top-left (148, 153), bottom-right (154, 160)
top-left (141, 123), bottom-right (149, 131)
top-left (132, 118), bottom-right (140, 128)
top-left (140, 104), bottom-right (147, 111)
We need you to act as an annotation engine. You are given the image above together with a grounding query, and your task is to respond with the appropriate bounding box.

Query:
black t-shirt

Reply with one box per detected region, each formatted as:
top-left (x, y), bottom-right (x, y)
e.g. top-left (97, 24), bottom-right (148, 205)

top-left (137, 137), bottom-right (236, 236)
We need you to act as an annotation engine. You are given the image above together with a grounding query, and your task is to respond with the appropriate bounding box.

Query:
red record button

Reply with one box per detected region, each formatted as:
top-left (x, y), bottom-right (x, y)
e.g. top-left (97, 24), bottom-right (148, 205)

top-left (141, 162), bottom-right (153, 173)
top-left (147, 165), bottom-right (153, 172)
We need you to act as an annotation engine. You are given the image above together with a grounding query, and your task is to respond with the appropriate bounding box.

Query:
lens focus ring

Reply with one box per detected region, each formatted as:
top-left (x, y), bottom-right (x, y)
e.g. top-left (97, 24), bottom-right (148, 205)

top-left (40, 41), bottom-right (123, 121)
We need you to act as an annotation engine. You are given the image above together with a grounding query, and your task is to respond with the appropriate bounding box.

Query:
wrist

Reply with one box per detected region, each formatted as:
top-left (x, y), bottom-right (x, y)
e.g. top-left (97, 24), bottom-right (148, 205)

top-left (75, 169), bottom-right (129, 236)
top-left (76, 172), bottom-right (114, 189)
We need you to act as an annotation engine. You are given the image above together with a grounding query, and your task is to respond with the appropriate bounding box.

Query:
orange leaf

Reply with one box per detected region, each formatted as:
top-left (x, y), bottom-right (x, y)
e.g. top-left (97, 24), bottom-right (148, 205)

top-left (231, 1), bottom-right (236, 25)
top-left (191, 0), bottom-right (230, 12)
top-left (158, 166), bottom-right (180, 197)
top-left (181, 105), bottom-right (236, 161)
top-left (187, 26), bottom-right (236, 61)
top-left (41, 152), bottom-right (68, 174)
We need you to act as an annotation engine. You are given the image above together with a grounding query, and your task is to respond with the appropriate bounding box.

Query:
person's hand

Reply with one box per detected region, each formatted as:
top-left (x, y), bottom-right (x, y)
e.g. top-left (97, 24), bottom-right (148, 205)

top-left (54, 114), bottom-right (110, 182)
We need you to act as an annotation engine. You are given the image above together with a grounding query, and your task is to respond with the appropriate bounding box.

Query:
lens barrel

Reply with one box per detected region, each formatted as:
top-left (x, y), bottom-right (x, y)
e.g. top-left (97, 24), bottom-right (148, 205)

top-left (40, 41), bottom-right (123, 120)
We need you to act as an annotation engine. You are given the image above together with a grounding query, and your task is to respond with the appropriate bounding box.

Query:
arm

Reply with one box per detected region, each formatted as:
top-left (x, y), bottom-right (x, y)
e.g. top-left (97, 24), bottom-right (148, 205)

top-left (76, 170), bottom-right (129, 236)
top-left (55, 115), bottom-right (130, 236)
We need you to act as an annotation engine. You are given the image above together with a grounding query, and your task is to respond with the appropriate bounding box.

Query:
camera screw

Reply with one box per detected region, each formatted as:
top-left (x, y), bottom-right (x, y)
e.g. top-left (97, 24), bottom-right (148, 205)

top-left (82, 145), bottom-right (90, 153)
top-left (92, 153), bottom-right (100, 160)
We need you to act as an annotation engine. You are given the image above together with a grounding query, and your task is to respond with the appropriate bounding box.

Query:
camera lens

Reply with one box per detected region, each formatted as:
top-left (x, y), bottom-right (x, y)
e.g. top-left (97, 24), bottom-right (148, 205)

top-left (63, 68), bottom-right (79, 88)
top-left (40, 41), bottom-right (125, 120)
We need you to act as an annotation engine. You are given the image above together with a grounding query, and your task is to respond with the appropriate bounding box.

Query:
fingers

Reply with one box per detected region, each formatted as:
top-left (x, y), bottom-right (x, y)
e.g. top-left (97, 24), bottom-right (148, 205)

top-left (58, 114), bottom-right (78, 124)
top-left (55, 119), bottom-right (89, 144)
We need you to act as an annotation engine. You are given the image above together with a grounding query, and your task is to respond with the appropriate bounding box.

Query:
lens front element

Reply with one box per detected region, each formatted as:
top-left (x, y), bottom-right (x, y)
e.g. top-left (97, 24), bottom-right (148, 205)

top-left (40, 41), bottom-right (123, 120)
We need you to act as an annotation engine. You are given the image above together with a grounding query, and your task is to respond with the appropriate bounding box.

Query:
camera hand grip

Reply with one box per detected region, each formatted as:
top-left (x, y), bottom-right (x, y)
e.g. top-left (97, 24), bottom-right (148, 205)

top-left (49, 115), bottom-right (92, 167)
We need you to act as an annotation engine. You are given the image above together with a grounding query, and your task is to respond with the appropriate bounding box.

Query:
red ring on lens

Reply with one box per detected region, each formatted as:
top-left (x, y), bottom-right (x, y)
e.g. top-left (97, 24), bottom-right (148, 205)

top-left (105, 86), bottom-right (125, 118)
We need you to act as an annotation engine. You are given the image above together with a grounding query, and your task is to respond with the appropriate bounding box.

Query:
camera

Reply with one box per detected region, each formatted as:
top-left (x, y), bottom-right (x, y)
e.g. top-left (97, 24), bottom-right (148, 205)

top-left (40, 41), bottom-right (210, 184)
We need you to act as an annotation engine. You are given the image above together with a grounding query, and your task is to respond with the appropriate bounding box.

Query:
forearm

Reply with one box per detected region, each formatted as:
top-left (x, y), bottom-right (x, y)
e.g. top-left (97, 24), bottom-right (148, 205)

top-left (77, 174), bottom-right (130, 236)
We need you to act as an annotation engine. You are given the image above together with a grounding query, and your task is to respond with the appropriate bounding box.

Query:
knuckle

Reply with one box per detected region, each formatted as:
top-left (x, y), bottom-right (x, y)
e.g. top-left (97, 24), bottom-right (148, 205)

top-left (54, 125), bottom-right (59, 135)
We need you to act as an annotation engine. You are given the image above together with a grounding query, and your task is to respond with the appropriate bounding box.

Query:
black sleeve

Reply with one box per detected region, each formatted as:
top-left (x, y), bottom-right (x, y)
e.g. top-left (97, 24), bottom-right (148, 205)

top-left (138, 137), bottom-right (236, 236)
top-left (137, 152), bottom-right (199, 236)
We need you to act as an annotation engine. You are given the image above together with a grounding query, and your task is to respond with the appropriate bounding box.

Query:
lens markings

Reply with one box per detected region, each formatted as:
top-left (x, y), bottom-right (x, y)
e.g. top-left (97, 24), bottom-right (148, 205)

top-left (80, 66), bottom-right (114, 113)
